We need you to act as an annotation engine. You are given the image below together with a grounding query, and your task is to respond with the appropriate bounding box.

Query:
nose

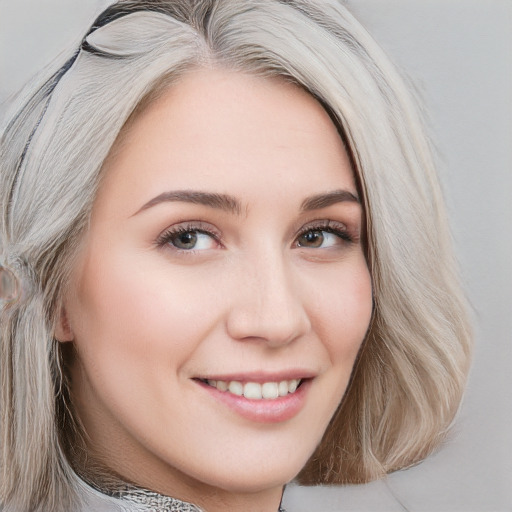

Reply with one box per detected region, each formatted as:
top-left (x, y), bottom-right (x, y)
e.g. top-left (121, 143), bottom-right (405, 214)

top-left (225, 251), bottom-right (311, 347)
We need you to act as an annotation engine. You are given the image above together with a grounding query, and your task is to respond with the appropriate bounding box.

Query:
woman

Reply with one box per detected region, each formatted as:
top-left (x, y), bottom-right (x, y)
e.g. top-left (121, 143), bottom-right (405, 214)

top-left (0, 1), bottom-right (472, 511)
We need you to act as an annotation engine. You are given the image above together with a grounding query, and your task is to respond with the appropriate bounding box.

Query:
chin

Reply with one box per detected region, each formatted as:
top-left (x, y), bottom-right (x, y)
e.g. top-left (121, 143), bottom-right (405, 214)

top-left (182, 442), bottom-right (315, 494)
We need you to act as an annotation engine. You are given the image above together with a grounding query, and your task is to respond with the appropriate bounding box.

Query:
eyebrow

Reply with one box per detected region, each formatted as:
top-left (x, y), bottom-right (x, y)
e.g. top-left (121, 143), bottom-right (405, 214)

top-left (133, 188), bottom-right (360, 217)
top-left (300, 189), bottom-right (360, 211)
top-left (134, 190), bottom-right (242, 216)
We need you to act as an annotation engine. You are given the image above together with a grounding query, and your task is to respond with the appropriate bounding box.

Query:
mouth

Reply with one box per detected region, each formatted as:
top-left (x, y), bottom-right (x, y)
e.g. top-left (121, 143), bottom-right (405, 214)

top-left (197, 378), bottom-right (304, 400)
top-left (193, 372), bottom-right (314, 423)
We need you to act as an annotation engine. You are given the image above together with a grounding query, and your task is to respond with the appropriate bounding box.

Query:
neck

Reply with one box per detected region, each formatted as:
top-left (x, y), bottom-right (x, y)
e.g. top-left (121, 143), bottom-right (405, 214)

top-left (189, 487), bottom-right (285, 512)
top-left (75, 446), bottom-right (285, 512)
top-left (98, 478), bottom-right (285, 512)
top-left (118, 476), bottom-right (285, 512)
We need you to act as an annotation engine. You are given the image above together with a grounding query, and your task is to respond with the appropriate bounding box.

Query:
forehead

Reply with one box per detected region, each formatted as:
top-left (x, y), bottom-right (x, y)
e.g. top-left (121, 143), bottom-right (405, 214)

top-left (96, 68), bottom-right (356, 214)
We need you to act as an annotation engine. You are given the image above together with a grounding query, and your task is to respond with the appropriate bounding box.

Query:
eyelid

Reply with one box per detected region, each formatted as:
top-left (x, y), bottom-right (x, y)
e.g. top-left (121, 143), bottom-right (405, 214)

top-left (294, 219), bottom-right (353, 243)
top-left (155, 221), bottom-right (222, 249)
top-left (154, 218), bottom-right (357, 253)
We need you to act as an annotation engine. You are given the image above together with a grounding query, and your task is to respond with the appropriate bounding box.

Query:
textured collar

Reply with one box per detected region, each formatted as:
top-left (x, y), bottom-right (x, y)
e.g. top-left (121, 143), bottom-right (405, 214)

top-left (113, 485), bottom-right (286, 512)
top-left (117, 486), bottom-right (202, 511)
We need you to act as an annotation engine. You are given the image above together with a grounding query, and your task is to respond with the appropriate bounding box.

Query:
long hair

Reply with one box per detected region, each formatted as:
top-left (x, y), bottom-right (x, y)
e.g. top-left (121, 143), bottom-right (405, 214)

top-left (0, 1), bottom-right (472, 510)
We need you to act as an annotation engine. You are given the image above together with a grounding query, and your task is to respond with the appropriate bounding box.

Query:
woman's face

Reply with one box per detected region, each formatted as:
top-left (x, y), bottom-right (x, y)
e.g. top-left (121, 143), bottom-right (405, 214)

top-left (58, 69), bottom-right (373, 508)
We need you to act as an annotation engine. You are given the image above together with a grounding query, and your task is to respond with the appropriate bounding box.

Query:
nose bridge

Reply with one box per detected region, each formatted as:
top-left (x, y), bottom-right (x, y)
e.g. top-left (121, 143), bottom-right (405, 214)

top-left (226, 245), bottom-right (311, 346)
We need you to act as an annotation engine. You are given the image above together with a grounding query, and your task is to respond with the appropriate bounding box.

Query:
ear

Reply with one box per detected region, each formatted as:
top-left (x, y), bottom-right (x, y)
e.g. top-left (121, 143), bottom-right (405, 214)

top-left (54, 303), bottom-right (74, 343)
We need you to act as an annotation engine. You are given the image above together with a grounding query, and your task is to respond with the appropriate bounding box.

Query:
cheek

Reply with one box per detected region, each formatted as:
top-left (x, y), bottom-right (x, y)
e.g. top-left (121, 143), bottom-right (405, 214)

top-left (305, 261), bottom-right (372, 414)
top-left (308, 261), bottom-right (373, 361)
top-left (65, 250), bottom-right (231, 446)
top-left (293, 261), bottom-right (372, 438)
top-left (67, 251), bottom-right (220, 385)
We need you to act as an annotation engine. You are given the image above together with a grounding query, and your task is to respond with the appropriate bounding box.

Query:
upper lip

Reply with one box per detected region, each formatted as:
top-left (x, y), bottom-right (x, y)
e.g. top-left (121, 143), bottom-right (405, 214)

top-left (195, 370), bottom-right (317, 383)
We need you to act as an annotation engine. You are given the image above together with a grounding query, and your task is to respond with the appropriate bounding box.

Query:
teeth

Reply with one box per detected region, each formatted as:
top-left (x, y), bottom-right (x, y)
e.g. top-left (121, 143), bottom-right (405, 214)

top-left (244, 382), bottom-right (262, 399)
top-left (228, 381), bottom-right (244, 396)
top-left (288, 379), bottom-right (299, 393)
top-left (205, 378), bottom-right (302, 400)
top-left (216, 380), bottom-right (228, 392)
top-left (278, 380), bottom-right (289, 396)
top-left (262, 382), bottom-right (279, 399)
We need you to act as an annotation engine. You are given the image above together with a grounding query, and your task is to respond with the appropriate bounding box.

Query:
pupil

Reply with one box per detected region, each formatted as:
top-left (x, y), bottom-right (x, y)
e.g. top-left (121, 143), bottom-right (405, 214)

top-left (302, 231), bottom-right (323, 247)
top-left (176, 231), bottom-right (197, 249)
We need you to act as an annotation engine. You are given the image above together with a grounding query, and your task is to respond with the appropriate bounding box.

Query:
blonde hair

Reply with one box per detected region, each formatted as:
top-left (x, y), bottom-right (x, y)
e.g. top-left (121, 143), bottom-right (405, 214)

top-left (0, 0), bottom-right (472, 510)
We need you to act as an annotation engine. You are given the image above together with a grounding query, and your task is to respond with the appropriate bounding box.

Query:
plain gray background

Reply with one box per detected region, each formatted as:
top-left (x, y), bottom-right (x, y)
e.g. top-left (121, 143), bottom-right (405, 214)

top-left (1, 1), bottom-right (511, 511)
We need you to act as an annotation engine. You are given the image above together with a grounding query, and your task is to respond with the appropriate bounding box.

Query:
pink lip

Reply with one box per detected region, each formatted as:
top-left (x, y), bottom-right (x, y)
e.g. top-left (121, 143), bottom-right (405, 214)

top-left (196, 378), bottom-right (312, 423)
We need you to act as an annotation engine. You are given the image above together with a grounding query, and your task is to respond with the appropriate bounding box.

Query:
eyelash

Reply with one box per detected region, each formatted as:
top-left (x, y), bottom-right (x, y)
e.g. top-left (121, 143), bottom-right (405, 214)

top-left (155, 220), bottom-right (354, 252)
top-left (295, 221), bottom-right (353, 246)
top-left (155, 222), bottom-right (221, 249)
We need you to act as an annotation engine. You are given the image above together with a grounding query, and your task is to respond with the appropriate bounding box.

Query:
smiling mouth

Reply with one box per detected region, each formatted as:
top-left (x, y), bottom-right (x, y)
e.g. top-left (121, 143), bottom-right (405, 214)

top-left (198, 378), bottom-right (303, 400)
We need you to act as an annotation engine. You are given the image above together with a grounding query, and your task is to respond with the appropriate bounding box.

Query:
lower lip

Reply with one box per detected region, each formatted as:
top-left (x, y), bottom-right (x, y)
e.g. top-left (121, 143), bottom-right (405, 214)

top-left (197, 380), bottom-right (311, 423)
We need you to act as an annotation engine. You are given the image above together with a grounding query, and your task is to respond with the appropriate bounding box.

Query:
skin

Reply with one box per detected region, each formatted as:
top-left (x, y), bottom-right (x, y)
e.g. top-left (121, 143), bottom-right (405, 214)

top-left (56, 68), bottom-right (373, 512)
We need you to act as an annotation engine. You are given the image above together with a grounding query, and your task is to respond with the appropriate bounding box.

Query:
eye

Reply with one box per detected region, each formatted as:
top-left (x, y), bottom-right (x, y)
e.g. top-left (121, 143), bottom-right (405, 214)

top-left (157, 225), bottom-right (219, 251)
top-left (296, 224), bottom-right (352, 249)
top-left (171, 230), bottom-right (215, 250)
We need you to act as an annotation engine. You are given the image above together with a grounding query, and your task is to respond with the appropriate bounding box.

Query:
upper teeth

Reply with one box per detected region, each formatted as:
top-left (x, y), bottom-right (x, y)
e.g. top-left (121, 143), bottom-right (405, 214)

top-left (206, 379), bottom-right (301, 400)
